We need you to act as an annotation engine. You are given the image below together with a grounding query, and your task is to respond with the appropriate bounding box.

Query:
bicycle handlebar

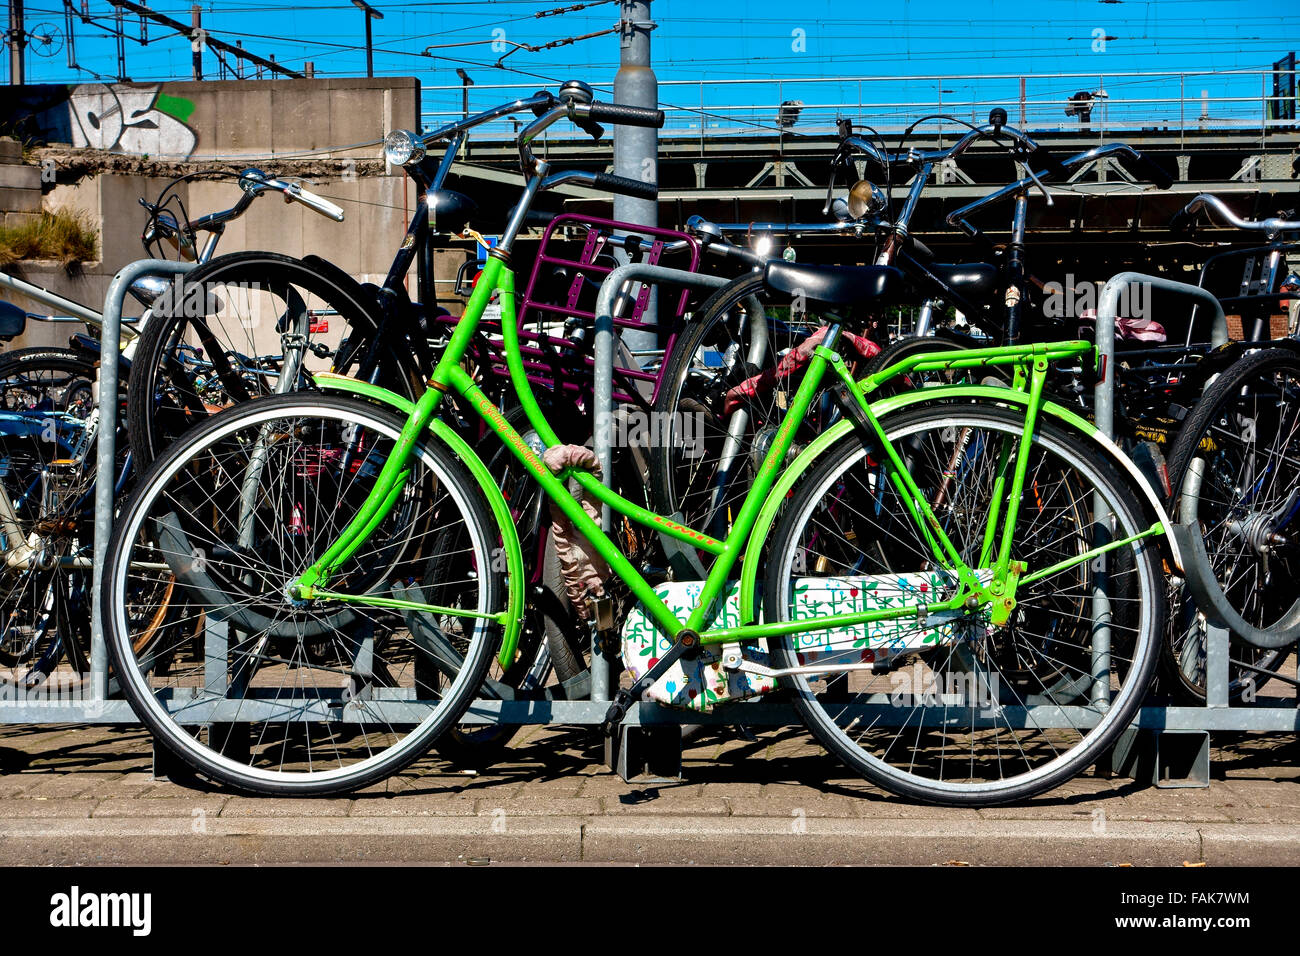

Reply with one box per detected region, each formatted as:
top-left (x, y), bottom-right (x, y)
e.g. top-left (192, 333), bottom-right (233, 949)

top-left (390, 82), bottom-right (666, 214)
top-left (238, 169), bottom-right (346, 222)
top-left (591, 171), bottom-right (658, 200)
top-left (840, 123), bottom-right (1036, 173)
top-left (1115, 149), bottom-right (1173, 190)
top-left (538, 169), bottom-right (659, 201)
top-left (420, 88), bottom-right (662, 148)
top-left (422, 91), bottom-right (557, 145)
top-left (586, 101), bottom-right (666, 128)
top-left (280, 180), bottom-right (346, 221)
top-left (139, 167), bottom-right (346, 265)
top-left (946, 142), bottom-right (1172, 233)
top-left (1171, 193), bottom-right (1300, 235)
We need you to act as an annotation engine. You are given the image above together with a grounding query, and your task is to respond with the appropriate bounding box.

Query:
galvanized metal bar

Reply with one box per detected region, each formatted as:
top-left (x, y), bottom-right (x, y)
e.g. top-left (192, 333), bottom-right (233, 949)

top-left (0, 270), bottom-right (107, 326)
top-left (592, 263), bottom-right (734, 527)
top-left (1095, 271), bottom-right (1230, 429)
top-left (89, 260), bottom-right (196, 705)
top-left (590, 262), bottom-right (732, 704)
top-left (2, 693), bottom-right (1297, 729)
top-left (1093, 273), bottom-right (1227, 711)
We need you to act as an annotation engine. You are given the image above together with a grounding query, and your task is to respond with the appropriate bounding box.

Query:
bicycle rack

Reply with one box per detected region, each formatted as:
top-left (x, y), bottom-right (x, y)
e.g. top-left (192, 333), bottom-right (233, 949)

top-left (0, 258), bottom-right (195, 725)
top-left (1096, 272), bottom-right (1300, 787)
top-left (4, 258), bottom-right (1294, 796)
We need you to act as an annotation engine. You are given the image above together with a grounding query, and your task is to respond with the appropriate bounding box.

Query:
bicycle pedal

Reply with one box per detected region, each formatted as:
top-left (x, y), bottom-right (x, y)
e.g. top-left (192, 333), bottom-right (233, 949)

top-left (600, 690), bottom-right (634, 736)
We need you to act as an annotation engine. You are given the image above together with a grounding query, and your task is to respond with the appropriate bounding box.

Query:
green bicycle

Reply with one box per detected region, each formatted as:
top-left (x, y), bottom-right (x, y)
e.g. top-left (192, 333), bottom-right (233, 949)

top-left (101, 84), bottom-right (1177, 804)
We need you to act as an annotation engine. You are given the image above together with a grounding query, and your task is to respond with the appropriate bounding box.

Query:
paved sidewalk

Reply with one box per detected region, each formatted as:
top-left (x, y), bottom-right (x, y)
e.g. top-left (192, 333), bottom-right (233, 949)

top-left (0, 722), bottom-right (1296, 865)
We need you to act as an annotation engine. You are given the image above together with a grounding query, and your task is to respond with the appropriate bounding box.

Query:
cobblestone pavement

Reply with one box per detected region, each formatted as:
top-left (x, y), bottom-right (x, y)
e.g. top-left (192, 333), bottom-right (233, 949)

top-left (0, 721), bottom-right (1296, 864)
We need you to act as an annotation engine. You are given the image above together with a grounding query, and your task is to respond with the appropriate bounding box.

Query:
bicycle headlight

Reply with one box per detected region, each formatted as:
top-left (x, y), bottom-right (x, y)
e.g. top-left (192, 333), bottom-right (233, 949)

top-left (847, 179), bottom-right (887, 219)
top-left (383, 129), bottom-right (427, 167)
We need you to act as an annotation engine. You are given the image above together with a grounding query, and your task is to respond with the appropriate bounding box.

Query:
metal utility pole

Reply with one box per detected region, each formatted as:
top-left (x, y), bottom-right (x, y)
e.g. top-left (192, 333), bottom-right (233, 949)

top-left (190, 4), bottom-right (202, 81)
top-left (456, 67), bottom-right (472, 119)
top-left (612, 0), bottom-right (658, 351)
top-left (7, 0), bottom-right (25, 84)
top-left (352, 0), bottom-right (382, 78)
top-left (114, 1), bottom-right (127, 80)
top-left (613, 0), bottom-right (657, 232)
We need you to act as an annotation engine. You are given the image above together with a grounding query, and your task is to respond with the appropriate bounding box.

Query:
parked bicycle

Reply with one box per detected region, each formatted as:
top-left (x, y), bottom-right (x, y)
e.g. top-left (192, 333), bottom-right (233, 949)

top-left (101, 83), bottom-right (1178, 806)
top-left (1162, 194), bottom-right (1300, 702)
top-left (0, 169), bottom-right (346, 696)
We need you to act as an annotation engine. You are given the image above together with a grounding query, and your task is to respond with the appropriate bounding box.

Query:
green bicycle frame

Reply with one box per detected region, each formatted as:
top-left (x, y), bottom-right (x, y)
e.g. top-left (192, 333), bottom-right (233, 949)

top-left (293, 253), bottom-right (1160, 659)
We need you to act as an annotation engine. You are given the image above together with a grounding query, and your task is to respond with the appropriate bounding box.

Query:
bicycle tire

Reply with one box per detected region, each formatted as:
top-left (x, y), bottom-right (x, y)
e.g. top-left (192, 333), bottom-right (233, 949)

top-left (0, 348), bottom-right (104, 690)
top-left (0, 347), bottom-right (101, 414)
top-left (764, 403), bottom-right (1164, 805)
top-left (103, 393), bottom-right (506, 795)
top-left (1162, 346), bottom-right (1300, 702)
top-left (126, 251), bottom-right (421, 472)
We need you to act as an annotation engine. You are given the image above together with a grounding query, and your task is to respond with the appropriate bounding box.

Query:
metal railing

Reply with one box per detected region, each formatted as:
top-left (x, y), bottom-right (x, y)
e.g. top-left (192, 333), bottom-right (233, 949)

top-left (421, 68), bottom-right (1299, 145)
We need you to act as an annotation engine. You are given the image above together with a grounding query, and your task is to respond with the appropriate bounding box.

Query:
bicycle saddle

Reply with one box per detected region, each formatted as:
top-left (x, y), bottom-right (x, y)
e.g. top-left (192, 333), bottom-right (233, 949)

top-left (0, 300), bottom-right (27, 340)
top-left (926, 262), bottom-right (1000, 305)
top-left (763, 260), bottom-right (906, 306)
top-left (429, 189), bottom-right (477, 230)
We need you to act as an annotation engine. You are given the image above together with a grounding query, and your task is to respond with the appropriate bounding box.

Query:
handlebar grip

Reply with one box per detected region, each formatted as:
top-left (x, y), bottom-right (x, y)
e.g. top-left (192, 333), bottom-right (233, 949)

top-left (592, 171), bottom-right (658, 201)
top-left (1169, 208), bottom-right (1195, 233)
top-left (1125, 150), bottom-right (1174, 190)
top-left (286, 184), bottom-right (346, 222)
top-left (588, 102), bottom-right (666, 129)
top-left (697, 235), bottom-right (762, 265)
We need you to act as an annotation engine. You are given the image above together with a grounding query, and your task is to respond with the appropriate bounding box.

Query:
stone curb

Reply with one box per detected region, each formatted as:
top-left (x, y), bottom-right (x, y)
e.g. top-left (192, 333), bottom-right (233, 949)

top-left (2, 815), bottom-right (1291, 866)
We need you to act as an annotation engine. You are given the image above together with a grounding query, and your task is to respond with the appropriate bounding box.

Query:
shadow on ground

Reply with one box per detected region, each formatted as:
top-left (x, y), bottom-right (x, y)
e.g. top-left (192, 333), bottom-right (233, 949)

top-left (2, 719), bottom-right (1295, 808)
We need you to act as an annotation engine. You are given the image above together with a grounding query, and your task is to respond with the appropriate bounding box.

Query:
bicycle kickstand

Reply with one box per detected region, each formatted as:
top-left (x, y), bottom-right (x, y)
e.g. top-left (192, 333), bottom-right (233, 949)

top-left (600, 629), bottom-right (701, 736)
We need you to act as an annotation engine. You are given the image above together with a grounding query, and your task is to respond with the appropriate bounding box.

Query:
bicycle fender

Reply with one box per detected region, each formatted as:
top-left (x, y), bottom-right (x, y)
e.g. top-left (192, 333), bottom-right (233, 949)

top-left (312, 372), bottom-right (416, 414)
top-left (314, 372), bottom-right (525, 667)
top-left (737, 384), bottom-right (1184, 625)
top-left (1190, 338), bottom-right (1300, 386)
top-left (300, 254), bottom-right (383, 315)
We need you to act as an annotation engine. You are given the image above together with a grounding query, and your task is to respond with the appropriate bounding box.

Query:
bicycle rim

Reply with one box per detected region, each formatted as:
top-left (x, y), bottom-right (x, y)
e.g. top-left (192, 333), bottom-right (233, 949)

top-left (766, 404), bottom-right (1161, 804)
top-left (104, 395), bottom-right (503, 794)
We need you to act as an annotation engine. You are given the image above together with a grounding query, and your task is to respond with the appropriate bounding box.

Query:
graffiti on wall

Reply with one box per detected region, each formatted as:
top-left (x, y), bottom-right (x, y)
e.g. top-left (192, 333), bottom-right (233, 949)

top-left (67, 84), bottom-right (198, 158)
top-left (0, 83), bottom-right (199, 159)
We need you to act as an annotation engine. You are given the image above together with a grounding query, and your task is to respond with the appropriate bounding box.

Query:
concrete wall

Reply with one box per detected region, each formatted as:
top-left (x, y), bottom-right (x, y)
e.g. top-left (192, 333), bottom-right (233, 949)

top-left (0, 137), bottom-right (42, 231)
top-left (0, 79), bottom-right (458, 351)
top-left (4, 78), bottom-right (421, 161)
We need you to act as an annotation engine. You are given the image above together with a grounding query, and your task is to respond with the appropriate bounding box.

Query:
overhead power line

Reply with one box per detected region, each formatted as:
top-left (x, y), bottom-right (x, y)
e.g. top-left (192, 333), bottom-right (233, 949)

top-left (106, 0), bottom-right (302, 77)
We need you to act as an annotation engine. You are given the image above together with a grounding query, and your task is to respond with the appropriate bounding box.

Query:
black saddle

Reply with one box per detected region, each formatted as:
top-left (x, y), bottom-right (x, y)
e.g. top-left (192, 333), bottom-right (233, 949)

top-left (0, 300), bottom-right (27, 341)
top-left (925, 262), bottom-right (1000, 305)
top-left (763, 260), bottom-right (906, 306)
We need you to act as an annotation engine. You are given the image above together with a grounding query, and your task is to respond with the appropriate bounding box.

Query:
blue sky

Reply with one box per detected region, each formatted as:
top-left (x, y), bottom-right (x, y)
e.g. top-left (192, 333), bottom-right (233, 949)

top-left (10, 0), bottom-right (1300, 135)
